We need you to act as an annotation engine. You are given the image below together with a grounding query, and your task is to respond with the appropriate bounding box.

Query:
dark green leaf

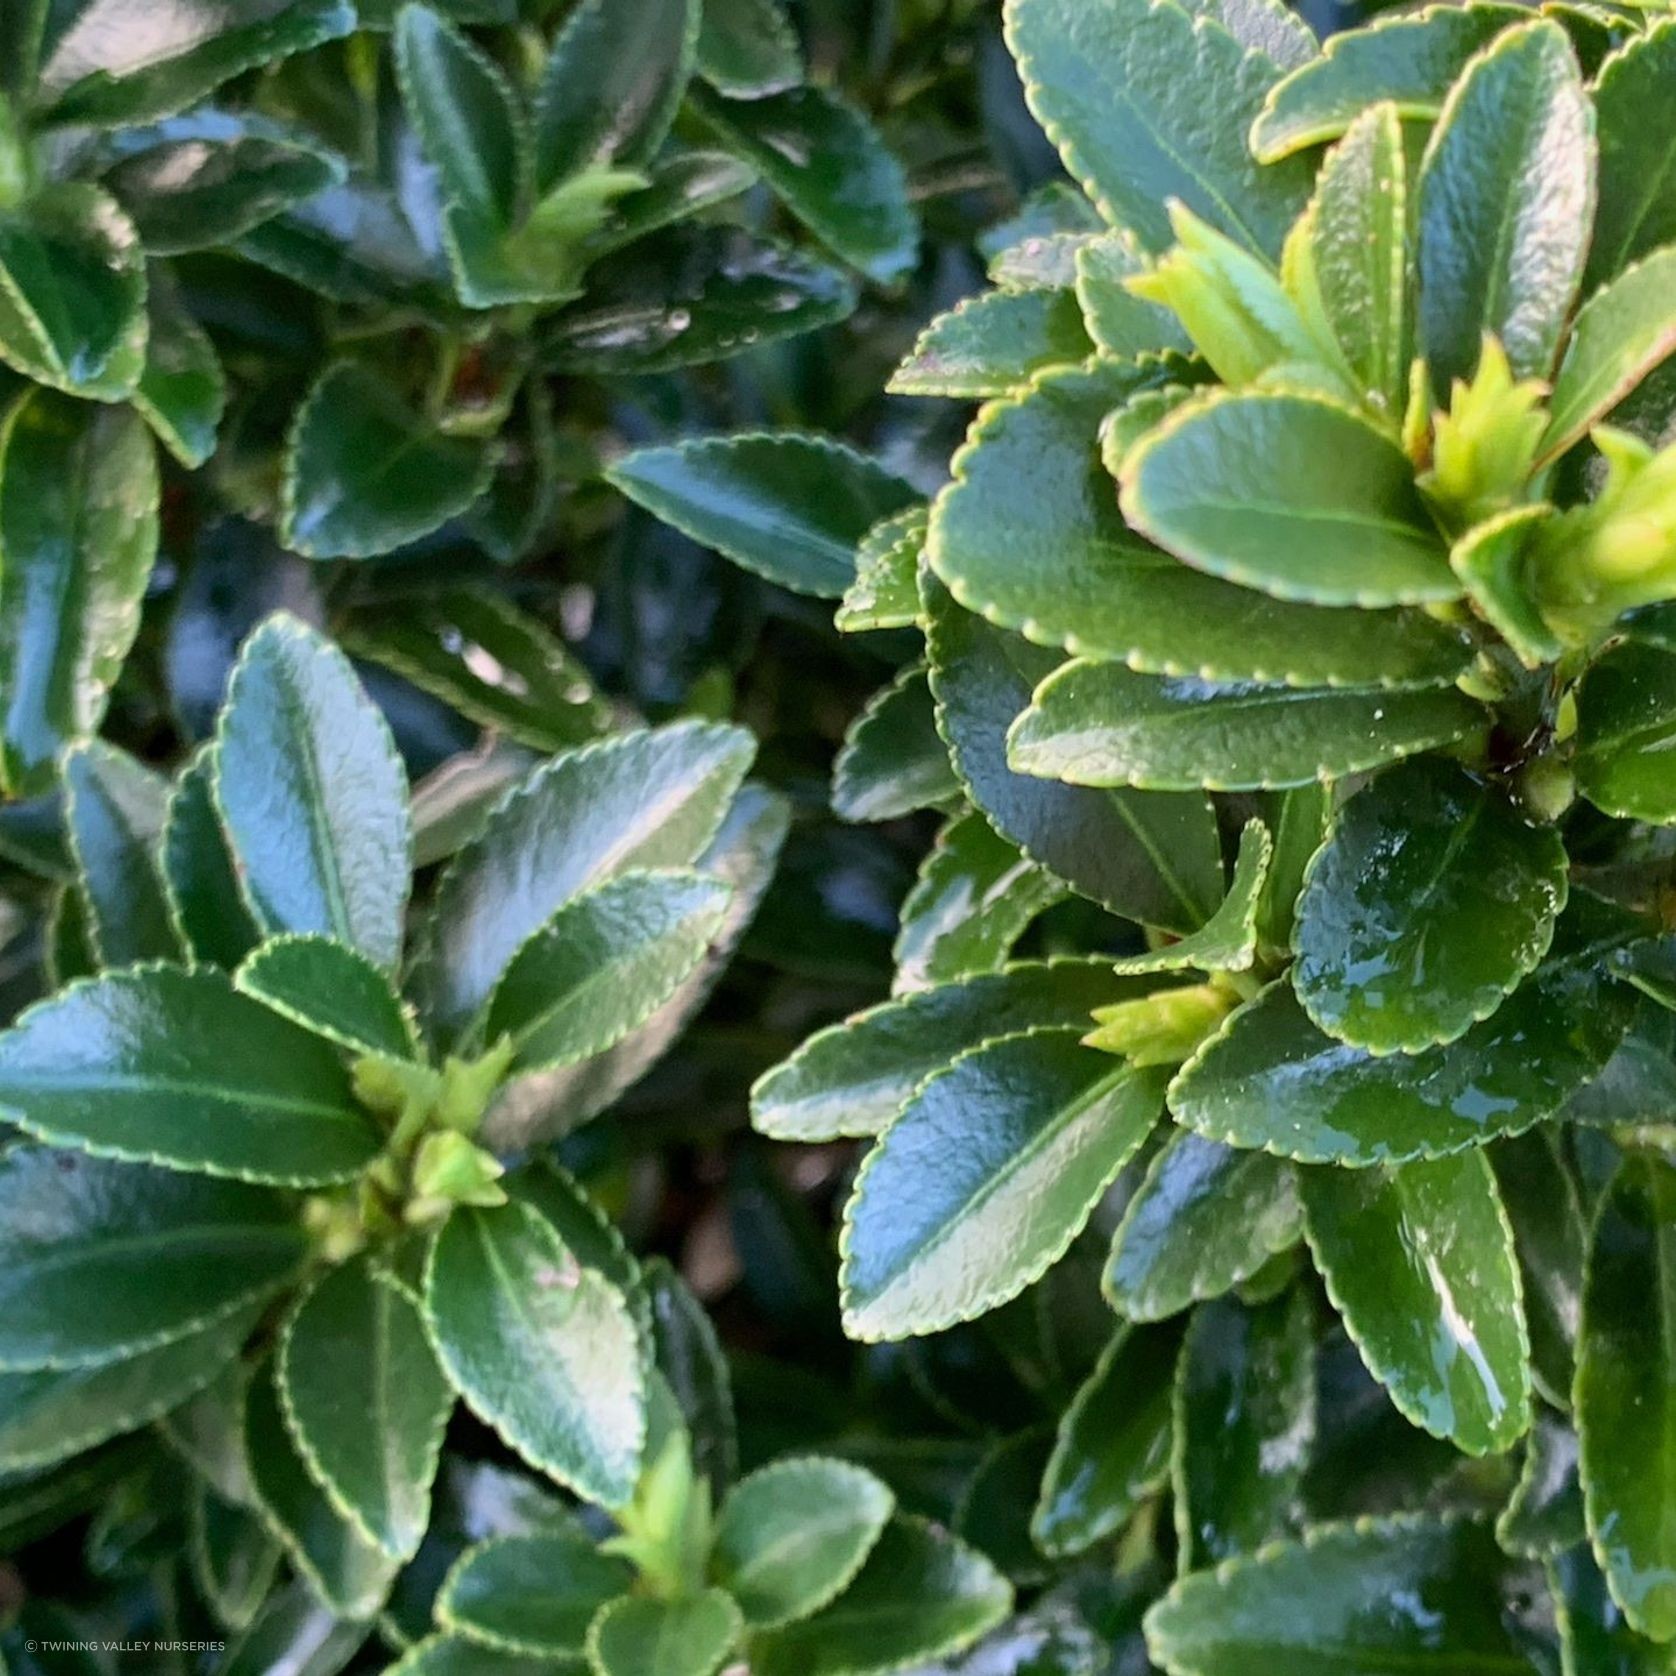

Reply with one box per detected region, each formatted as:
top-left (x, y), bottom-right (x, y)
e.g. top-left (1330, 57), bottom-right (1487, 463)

top-left (696, 0), bottom-right (801, 98)
top-left (836, 505), bottom-right (928, 634)
top-left (236, 935), bottom-right (417, 1061)
top-left (163, 746), bottom-right (261, 970)
top-left (1111, 818), bottom-right (1270, 976)
top-left (889, 289), bottom-right (1093, 400)
top-left (133, 271), bottom-right (225, 468)
top-left (191, 1484), bottom-right (282, 1632)
top-left (589, 1589), bottom-right (741, 1676)
top-left (832, 667), bottom-right (959, 823)
top-left (1549, 1542), bottom-right (1672, 1676)
top-left (1588, 19), bottom-right (1676, 290)
top-left (643, 1258), bottom-right (735, 1496)
top-left (1497, 1409), bottom-right (1584, 1558)
top-left (219, 1578), bottom-right (369, 1676)
top-left (438, 1528), bottom-right (633, 1655)
top-left (1575, 637), bottom-right (1676, 823)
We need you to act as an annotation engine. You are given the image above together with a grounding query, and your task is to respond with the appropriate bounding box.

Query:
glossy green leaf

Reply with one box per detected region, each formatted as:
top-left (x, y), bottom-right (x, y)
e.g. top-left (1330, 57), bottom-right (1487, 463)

top-left (1144, 1514), bottom-right (1539, 1675)
top-left (748, 1515), bottom-right (1011, 1676)
top-left (0, 390), bottom-right (157, 797)
top-left (215, 614), bottom-right (409, 970)
top-left (1007, 0), bottom-right (1312, 257)
top-left (840, 1031), bottom-right (1166, 1340)
top-left (712, 1458), bottom-right (894, 1627)
top-left (280, 362), bottom-right (496, 559)
top-left (244, 1359), bottom-right (400, 1621)
top-left (696, 0), bottom-right (801, 97)
top-left (836, 506), bottom-right (927, 634)
top-left (589, 1589), bottom-right (740, 1676)
top-left (1073, 232), bottom-right (1193, 360)
top-left (279, 1257), bottom-right (451, 1563)
top-left (0, 1146), bottom-right (302, 1372)
top-left (607, 434), bottom-right (916, 600)
top-left (643, 1257), bottom-right (734, 1496)
top-left (1122, 389), bottom-right (1457, 607)
top-left (832, 667), bottom-right (959, 823)
top-left (1415, 19), bottom-right (1594, 390)
top-left (420, 720), bottom-right (752, 1045)
top-left (133, 272), bottom-right (225, 468)
top-left (1498, 1409), bottom-right (1584, 1558)
top-left (534, 0), bottom-right (696, 188)
top-left (1549, 1542), bottom-right (1672, 1676)
top-left (1587, 20), bottom-right (1676, 289)
top-left (1171, 900), bottom-right (1638, 1165)
top-left (40, 0), bottom-right (355, 128)
top-left (1251, 3), bottom-right (1529, 160)
top-left (1302, 1152), bottom-right (1530, 1455)
top-left (889, 289), bottom-right (1092, 399)
top-left (1576, 1155), bottom-right (1676, 1642)
top-left (343, 588), bottom-right (611, 754)
top-left (1106, 1132), bottom-right (1302, 1321)
top-left (0, 963), bottom-right (380, 1183)
top-left (1292, 758), bottom-right (1567, 1052)
top-left (1032, 1321), bottom-right (1179, 1557)
top-left (0, 1307), bottom-right (254, 1474)
top-left (1449, 504), bottom-right (1562, 670)
top-left (1008, 660), bottom-right (1484, 792)
top-left (235, 935), bottom-right (417, 1061)
top-left (924, 575), bottom-right (1226, 930)
top-left (1174, 1290), bottom-right (1315, 1568)
top-left (693, 84), bottom-right (918, 283)
top-left (482, 869), bottom-right (730, 1072)
top-left (1575, 638), bottom-right (1676, 823)
top-left (438, 1529), bottom-right (633, 1655)
top-left (163, 746), bottom-right (261, 970)
top-left (892, 812), bottom-right (1064, 994)
top-left (1112, 819), bottom-right (1270, 976)
top-left (424, 1201), bottom-right (645, 1506)
top-left (64, 741), bottom-right (179, 967)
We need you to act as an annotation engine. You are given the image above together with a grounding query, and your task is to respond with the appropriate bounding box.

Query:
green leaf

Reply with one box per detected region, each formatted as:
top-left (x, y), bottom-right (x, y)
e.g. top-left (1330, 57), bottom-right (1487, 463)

top-left (1251, 3), bottom-right (1529, 160)
top-left (0, 1145), bottom-right (302, 1371)
top-left (696, 0), bottom-right (801, 97)
top-left (832, 667), bottom-right (960, 823)
top-left (748, 1515), bottom-right (1011, 1676)
top-left (711, 1458), bottom-right (894, 1628)
top-left (1301, 1152), bottom-right (1530, 1456)
top-left (1540, 247), bottom-right (1676, 466)
top-left (751, 959), bottom-right (1141, 1143)
top-left (1032, 1321), bottom-right (1179, 1557)
top-left (692, 84), bottom-right (918, 283)
top-left (924, 574), bottom-right (1226, 930)
top-left (1170, 900), bottom-right (1638, 1165)
top-left (0, 390), bottom-right (157, 797)
top-left (191, 1484), bottom-right (282, 1632)
top-left (1008, 660), bottom-right (1484, 791)
top-left (1144, 1514), bottom-right (1539, 1675)
top-left (482, 870), bottom-right (731, 1073)
top-left (215, 614), bottom-right (410, 970)
top-left (1449, 504), bottom-right (1563, 670)
top-left (589, 1588), bottom-right (741, 1676)
top-left (534, 0), bottom-right (697, 188)
top-left (0, 1307), bottom-right (254, 1473)
top-left (219, 1578), bottom-right (368, 1675)
top-left (133, 271), bottom-right (225, 468)
top-left (280, 362), bottom-right (496, 558)
top-left (438, 1529), bottom-right (634, 1655)
top-left (1174, 1290), bottom-right (1315, 1568)
top-left (607, 434), bottom-right (916, 600)
top-left (424, 1201), bottom-right (646, 1506)
top-left (163, 746), bottom-right (261, 970)
top-left (1549, 1542), bottom-right (1672, 1676)
top-left (104, 132), bottom-right (339, 255)
top-left (64, 741), bottom-right (179, 967)
top-left (342, 588), bottom-right (612, 754)
top-left (1112, 818), bottom-right (1270, 976)
top-left (236, 935), bottom-right (418, 1061)
top-left (892, 812), bottom-right (1064, 994)
top-left (1073, 232), bottom-right (1194, 360)
top-left (1587, 21), bottom-right (1676, 289)
top-left (1105, 1132), bottom-right (1302, 1321)
top-left (389, 1636), bottom-right (559, 1675)
top-left (889, 289), bottom-right (1093, 400)
top-left (0, 184), bottom-right (147, 399)
top-left (1497, 1409), bottom-right (1584, 1558)
top-left (1183, 0), bottom-right (1316, 69)
top-left (930, 363), bottom-right (1472, 683)
top-left (279, 1257), bottom-right (452, 1562)
top-left (839, 1031), bottom-right (1166, 1340)
top-left (1416, 19), bottom-right (1594, 391)
top-left (1575, 637), bottom-right (1676, 823)
top-left (1292, 758), bottom-right (1568, 1052)
top-left (40, 0), bottom-right (355, 128)
top-left (1576, 1155), bottom-right (1676, 1642)
top-left (1121, 389), bottom-right (1457, 607)
top-left (0, 964), bottom-right (381, 1185)
top-left (244, 1359), bottom-right (400, 1621)
top-left (1006, 0), bottom-right (1311, 257)
top-left (1297, 103), bottom-right (1409, 419)
top-left (419, 720), bottom-right (753, 1046)
top-left (836, 506), bottom-right (928, 634)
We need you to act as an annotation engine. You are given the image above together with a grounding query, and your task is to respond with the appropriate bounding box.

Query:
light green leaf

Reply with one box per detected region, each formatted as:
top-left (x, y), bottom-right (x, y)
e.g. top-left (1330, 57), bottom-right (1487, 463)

top-left (832, 667), bottom-right (960, 824)
top-left (840, 1031), bottom-right (1166, 1340)
top-left (711, 1458), bottom-right (894, 1628)
top-left (1449, 504), bottom-right (1563, 670)
top-left (607, 434), bottom-right (916, 599)
top-left (1585, 19), bottom-right (1676, 289)
top-left (836, 505), bottom-right (928, 634)
top-left (1415, 19), bottom-right (1594, 390)
top-left (236, 935), bottom-right (418, 1061)
top-left (1575, 632), bottom-right (1676, 823)
top-left (1182, 0), bottom-right (1316, 70)
top-left (1008, 660), bottom-right (1484, 791)
top-left (1073, 232), bottom-right (1193, 360)
top-left (424, 1202), bottom-right (646, 1506)
top-left (438, 1529), bottom-right (633, 1655)
top-left (589, 1588), bottom-right (741, 1676)
top-left (1112, 818), bottom-right (1270, 976)
top-left (0, 964), bottom-right (381, 1184)
top-left (890, 289), bottom-right (1092, 399)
